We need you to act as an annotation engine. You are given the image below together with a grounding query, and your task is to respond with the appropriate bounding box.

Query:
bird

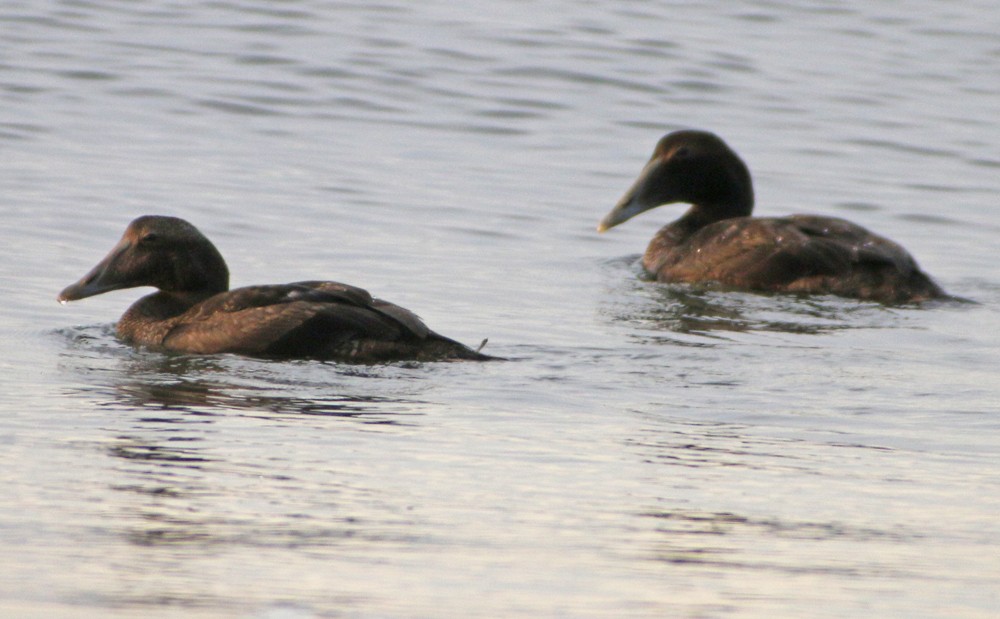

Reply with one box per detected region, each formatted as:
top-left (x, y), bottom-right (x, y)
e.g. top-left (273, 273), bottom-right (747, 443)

top-left (58, 215), bottom-right (496, 362)
top-left (597, 130), bottom-right (946, 304)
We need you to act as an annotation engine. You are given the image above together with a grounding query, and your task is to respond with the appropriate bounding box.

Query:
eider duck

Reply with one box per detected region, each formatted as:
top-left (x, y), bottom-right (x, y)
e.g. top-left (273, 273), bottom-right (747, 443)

top-left (58, 216), bottom-right (494, 362)
top-left (598, 130), bottom-right (946, 304)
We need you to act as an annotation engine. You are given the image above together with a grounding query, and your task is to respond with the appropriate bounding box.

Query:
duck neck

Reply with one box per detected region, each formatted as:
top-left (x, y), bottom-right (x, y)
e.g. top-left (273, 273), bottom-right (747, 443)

top-left (126, 245), bottom-right (229, 339)
top-left (132, 290), bottom-right (215, 322)
top-left (116, 289), bottom-right (219, 345)
top-left (676, 191), bottom-right (754, 232)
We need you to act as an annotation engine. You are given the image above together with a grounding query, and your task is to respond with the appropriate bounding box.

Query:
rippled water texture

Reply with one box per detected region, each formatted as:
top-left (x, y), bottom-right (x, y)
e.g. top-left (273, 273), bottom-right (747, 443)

top-left (2, 1), bottom-right (999, 618)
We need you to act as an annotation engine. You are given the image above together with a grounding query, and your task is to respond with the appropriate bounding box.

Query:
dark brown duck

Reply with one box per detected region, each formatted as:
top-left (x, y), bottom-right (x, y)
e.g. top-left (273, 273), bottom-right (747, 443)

top-left (598, 130), bottom-right (946, 304)
top-left (58, 216), bottom-right (494, 362)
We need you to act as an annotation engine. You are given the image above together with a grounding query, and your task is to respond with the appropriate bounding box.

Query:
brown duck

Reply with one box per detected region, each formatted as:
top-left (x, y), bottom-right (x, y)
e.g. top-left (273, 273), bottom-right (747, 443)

top-left (598, 130), bottom-right (946, 304)
top-left (58, 216), bottom-right (494, 361)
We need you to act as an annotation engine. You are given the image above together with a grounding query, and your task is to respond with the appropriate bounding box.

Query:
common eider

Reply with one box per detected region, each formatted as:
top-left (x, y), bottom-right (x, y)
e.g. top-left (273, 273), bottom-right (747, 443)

top-left (598, 130), bottom-right (946, 304)
top-left (58, 216), bottom-right (495, 361)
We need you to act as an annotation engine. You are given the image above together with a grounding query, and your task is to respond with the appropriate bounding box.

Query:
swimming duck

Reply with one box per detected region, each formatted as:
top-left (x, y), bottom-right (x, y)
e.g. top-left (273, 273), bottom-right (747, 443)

top-left (58, 216), bottom-right (494, 361)
top-left (598, 130), bottom-right (946, 304)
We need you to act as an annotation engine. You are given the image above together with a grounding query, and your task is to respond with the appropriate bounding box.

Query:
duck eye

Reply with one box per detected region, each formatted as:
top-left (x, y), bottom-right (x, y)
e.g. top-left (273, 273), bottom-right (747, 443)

top-left (139, 232), bottom-right (159, 246)
top-left (673, 146), bottom-right (691, 158)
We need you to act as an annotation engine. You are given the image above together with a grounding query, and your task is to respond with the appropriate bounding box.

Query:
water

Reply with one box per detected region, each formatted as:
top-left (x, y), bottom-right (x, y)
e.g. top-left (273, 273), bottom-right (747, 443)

top-left (3, 1), bottom-right (999, 617)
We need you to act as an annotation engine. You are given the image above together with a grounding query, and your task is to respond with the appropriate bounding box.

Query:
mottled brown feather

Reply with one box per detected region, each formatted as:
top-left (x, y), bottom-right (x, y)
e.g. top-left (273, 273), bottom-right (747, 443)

top-left (601, 131), bottom-right (946, 304)
top-left (59, 217), bottom-right (494, 361)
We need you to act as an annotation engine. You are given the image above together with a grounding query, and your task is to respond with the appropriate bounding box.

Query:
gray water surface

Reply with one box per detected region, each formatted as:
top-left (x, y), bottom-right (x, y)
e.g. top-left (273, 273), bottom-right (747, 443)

top-left (2, 2), bottom-right (999, 618)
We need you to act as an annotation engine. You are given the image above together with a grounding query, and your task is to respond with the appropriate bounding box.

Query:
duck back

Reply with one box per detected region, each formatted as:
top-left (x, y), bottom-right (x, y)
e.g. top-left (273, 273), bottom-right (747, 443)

top-left (119, 281), bottom-right (492, 361)
top-left (646, 215), bottom-right (945, 304)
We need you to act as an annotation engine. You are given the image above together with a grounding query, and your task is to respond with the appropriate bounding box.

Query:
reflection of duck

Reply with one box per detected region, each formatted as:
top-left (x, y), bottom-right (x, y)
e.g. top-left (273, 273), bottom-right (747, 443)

top-left (58, 216), bottom-right (494, 362)
top-left (598, 130), bottom-right (946, 304)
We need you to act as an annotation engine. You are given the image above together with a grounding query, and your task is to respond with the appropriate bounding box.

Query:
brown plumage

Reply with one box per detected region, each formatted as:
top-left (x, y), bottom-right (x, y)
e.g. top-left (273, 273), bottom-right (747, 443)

top-left (58, 216), bottom-right (495, 362)
top-left (598, 130), bottom-right (946, 304)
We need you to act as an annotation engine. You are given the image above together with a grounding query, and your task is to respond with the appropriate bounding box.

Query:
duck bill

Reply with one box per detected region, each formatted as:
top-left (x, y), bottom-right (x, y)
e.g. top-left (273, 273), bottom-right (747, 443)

top-left (57, 239), bottom-right (133, 302)
top-left (597, 159), bottom-right (663, 232)
top-left (597, 195), bottom-right (651, 232)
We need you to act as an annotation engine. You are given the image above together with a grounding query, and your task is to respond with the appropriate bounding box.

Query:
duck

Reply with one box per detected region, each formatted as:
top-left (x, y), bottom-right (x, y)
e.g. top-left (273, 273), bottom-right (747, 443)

top-left (58, 216), bottom-right (495, 362)
top-left (597, 130), bottom-right (946, 304)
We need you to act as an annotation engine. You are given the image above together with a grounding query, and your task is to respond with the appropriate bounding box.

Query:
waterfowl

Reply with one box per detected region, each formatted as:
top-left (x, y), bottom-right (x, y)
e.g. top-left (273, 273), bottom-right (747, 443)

top-left (598, 130), bottom-right (946, 304)
top-left (58, 216), bottom-right (494, 362)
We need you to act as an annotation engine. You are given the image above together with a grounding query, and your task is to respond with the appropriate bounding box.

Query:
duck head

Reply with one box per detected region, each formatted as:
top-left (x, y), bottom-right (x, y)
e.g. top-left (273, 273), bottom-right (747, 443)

top-left (58, 215), bottom-right (230, 302)
top-left (598, 130), bottom-right (755, 232)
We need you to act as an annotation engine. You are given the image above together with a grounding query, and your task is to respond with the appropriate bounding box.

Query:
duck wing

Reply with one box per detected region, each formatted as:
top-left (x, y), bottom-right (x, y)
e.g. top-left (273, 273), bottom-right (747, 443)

top-left (706, 216), bottom-right (885, 285)
top-left (654, 216), bottom-right (848, 284)
top-left (785, 215), bottom-right (917, 273)
top-left (658, 215), bottom-right (937, 301)
top-left (161, 281), bottom-right (434, 356)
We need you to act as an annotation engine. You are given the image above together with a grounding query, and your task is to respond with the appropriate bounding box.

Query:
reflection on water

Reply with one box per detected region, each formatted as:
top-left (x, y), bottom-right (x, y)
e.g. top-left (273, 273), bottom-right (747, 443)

top-left (55, 324), bottom-right (428, 424)
top-left (110, 440), bottom-right (211, 466)
top-left (638, 285), bottom-right (879, 336)
top-left (112, 372), bottom-right (420, 424)
top-left (622, 414), bottom-right (928, 589)
top-left (51, 325), bottom-right (431, 579)
top-left (51, 322), bottom-right (430, 568)
top-left (640, 509), bottom-right (916, 578)
top-left (600, 260), bottom-right (901, 341)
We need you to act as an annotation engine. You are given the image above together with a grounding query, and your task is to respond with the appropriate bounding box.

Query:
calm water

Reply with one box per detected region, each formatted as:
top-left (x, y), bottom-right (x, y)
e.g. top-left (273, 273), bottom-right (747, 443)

top-left (2, 1), bottom-right (999, 617)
